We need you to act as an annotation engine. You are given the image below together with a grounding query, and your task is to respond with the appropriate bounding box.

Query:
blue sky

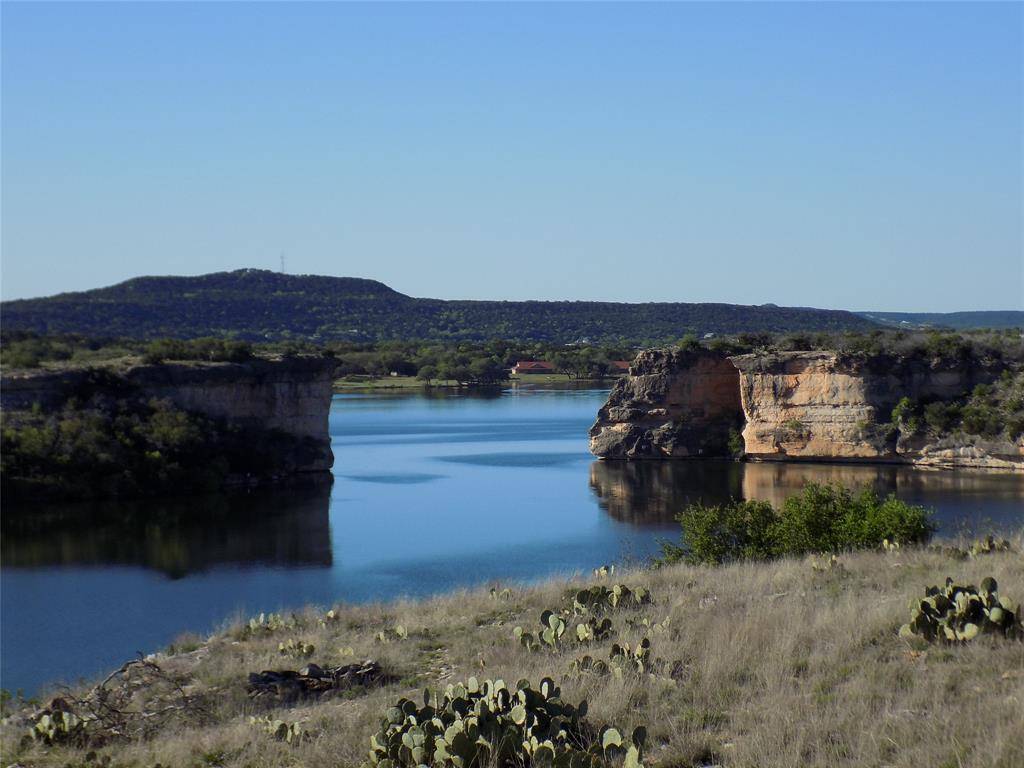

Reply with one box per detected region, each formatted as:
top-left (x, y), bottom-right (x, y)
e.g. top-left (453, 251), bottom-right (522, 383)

top-left (2, 2), bottom-right (1021, 311)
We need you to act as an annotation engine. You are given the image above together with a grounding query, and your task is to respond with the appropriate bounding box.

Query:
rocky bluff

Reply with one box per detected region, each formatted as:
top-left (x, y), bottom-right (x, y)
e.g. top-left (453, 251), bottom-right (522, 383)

top-left (1, 356), bottom-right (337, 480)
top-left (590, 348), bottom-right (1022, 471)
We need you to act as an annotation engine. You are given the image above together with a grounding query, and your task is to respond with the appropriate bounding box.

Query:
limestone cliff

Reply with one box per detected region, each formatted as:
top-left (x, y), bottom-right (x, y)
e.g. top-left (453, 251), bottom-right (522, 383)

top-left (1, 357), bottom-right (337, 482)
top-left (590, 349), bottom-right (1022, 471)
top-left (588, 349), bottom-right (743, 459)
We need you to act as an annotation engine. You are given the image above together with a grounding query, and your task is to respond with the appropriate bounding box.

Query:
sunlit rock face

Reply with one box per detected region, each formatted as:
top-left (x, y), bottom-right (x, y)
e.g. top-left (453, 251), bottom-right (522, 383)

top-left (591, 348), bottom-right (1022, 471)
top-left (588, 349), bottom-right (743, 459)
top-left (731, 351), bottom-right (1021, 470)
top-left (732, 352), bottom-right (890, 460)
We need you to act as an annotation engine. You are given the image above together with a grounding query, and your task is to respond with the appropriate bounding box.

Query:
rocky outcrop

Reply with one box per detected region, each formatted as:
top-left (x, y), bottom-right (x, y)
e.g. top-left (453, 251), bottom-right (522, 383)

top-left (590, 349), bottom-right (1022, 471)
top-left (893, 434), bottom-right (1024, 472)
top-left (730, 351), bottom-right (1019, 469)
top-left (731, 352), bottom-right (887, 460)
top-left (1, 356), bottom-right (337, 476)
top-left (588, 349), bottom-right (743, 459)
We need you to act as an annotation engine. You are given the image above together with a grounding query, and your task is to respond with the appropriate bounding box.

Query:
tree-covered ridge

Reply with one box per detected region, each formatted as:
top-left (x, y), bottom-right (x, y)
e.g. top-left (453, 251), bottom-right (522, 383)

top-left (4, 328), bottom-right (1021, 384)
top-left (860, 310), bottom-right (1024, 331)
top-left (2, 269), bottom-right (878, 344)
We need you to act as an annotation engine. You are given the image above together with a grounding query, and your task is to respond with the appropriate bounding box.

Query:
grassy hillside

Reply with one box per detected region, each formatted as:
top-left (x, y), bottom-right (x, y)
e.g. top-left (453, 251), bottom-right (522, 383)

top-left (1, 269), bottom-right (878, 344)
top-left (3, 544), bottom-right (1021, 768)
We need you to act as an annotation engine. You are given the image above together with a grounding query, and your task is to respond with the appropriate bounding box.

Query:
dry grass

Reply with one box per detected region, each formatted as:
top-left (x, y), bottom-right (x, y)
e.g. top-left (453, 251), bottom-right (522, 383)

top-left (3, 545), bottom-right (1023, 768)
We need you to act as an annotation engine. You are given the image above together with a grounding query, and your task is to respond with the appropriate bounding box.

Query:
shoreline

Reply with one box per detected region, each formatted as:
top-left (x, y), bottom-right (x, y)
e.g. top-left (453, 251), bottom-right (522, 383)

top-left (332, 373), bottom-right (621, 392)
top-left (4, 542), bottom-right (1023, 766)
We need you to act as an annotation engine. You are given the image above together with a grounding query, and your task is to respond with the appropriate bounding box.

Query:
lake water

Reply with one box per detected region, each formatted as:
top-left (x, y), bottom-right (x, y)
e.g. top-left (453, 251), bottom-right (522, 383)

top-left (3, 385), bottom-right (1023, 696)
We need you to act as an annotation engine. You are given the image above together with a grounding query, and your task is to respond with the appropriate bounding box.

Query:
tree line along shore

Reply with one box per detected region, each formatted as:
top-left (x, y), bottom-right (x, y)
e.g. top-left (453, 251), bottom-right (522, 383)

top-left (2, 329), bottom-right (1022, 501)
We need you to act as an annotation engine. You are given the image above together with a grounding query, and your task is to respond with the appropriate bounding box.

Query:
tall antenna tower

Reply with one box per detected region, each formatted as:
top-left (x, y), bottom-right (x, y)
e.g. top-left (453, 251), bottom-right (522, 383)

top-left (279, 251), bottom-right (286, 274)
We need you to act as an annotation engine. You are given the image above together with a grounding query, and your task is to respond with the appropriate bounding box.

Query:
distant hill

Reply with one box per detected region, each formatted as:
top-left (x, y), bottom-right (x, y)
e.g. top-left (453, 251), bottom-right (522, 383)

top-left (1, 269), bottom-right (879, 343)
top-left (858, 311), bottom-right (1024, 331)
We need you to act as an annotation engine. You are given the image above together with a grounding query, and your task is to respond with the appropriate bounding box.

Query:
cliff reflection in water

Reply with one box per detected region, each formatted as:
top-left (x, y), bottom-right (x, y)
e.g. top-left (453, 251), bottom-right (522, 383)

top-left (589, 461), bottom-right (743, 525)
top-left (590, 460), bottom-right (1024, 533)
top-left (1, 483), bottom-right (333, 578)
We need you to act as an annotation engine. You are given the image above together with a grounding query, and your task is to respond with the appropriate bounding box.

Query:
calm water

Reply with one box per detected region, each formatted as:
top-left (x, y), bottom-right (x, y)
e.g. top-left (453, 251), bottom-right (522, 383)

top-left (3, 385), bottom-right (1023, 695)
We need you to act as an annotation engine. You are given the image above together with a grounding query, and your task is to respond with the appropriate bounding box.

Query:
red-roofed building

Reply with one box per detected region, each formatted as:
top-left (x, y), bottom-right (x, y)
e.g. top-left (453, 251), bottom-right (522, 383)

top-left (512, 360), bottom-right (557, 375)
top-left (609, 360), bottom-right (632, 373)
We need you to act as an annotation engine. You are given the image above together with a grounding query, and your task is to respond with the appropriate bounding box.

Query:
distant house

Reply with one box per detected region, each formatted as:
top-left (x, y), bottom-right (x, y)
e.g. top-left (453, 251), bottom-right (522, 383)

top-left (609, 360), bottom-right (631, 373)
top-left (512, 360), bottom-right (556, 375)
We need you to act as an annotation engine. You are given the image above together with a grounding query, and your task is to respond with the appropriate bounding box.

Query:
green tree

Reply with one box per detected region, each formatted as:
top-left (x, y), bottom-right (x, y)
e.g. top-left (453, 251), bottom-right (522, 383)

top-left (416, 365), bottom-right (438, 384)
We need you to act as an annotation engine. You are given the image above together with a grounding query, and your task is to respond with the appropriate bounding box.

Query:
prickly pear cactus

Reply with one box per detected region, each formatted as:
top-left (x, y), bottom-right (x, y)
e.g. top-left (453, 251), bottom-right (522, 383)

top-left (969, 536), bottom-right (1014, 557)
top-left (572, 584), bottom-right (652, 615)
top-left (609, 639), bottom-right (652, 675)
top-left (540, 611), bottom-right (567, 647)
top-left (625, 616), bottom-right (671, 635)
top-left (29, 709), bottom-right (87, 745)
top-left (376, 625), bottom-right (410, 643)
top-left (514, 610), bottom-right (571, 651)
top-left (249, 715), bottom-right (306, 745)
top-left (244, 612), bottom-right (297, 637)
top-left (362, 676), bottom-right (646, 768)
top-left (513, 624), bottom-right (541, 652)
top-left (899, 576), bottom-right (1023, 643)
top-left (319, 609), bottom-right (341, 627)
top-left (576, 617), bottom-right (613, 643)
top-left (568, 654), bottom-right (612, 678)
top-left (278, 639), bottom-right (316, 659)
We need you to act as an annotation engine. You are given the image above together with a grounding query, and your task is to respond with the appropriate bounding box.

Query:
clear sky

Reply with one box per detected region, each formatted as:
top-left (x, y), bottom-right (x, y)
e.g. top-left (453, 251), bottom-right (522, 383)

top-left (2, 2), bottom-right (1021, 311)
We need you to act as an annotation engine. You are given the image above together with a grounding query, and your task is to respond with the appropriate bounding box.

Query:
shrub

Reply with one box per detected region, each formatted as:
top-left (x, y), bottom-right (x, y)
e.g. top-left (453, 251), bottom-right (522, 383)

top-left (891, 373), bottom-right (1024, 442)
top-left (727, 427), bottom-right (744, 457)
top-left (776, 484), bottom-right (934, 556)
top-left (142, 338), bottom-right (253, 365)
top-left (891, 396), bottom-right (920, 435)
top-left (660, 483), bottom-right (934, 565)
top-left (659, 499), bottom-right (777, 566)
top-left (923, 401), bottom-right (961, 434)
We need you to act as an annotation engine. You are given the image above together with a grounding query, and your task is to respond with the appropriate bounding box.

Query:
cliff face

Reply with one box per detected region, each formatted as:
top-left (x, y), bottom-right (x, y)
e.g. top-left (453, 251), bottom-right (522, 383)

top-left (590, 349), bottom-right (1022, 471)
top-left (1, 357), bottom-right (336, 476)
top-left (588, 349), bottom-right (743, 459)
top-left (732, 352), bottom-right (888, 460)
top-left (131, 360), bottom-right (335, 469)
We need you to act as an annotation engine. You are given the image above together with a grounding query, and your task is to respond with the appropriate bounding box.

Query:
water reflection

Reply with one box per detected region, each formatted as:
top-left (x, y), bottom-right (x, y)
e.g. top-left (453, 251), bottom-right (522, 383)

top-left (589, 461), bottom-right (743, 524)
top-left (3, 386), bottom-right (1022, 697)
top-left (0, 483), bottom-right (333, 579)
top-left (589, 460), bottom-right (1024, 534)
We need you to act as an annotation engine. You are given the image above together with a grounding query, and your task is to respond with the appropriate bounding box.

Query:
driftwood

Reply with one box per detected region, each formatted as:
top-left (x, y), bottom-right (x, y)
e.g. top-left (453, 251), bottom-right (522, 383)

top-left (247, 659), bottom-right (385, 702)
top-left (31, 657), bottom-right (209, 744)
